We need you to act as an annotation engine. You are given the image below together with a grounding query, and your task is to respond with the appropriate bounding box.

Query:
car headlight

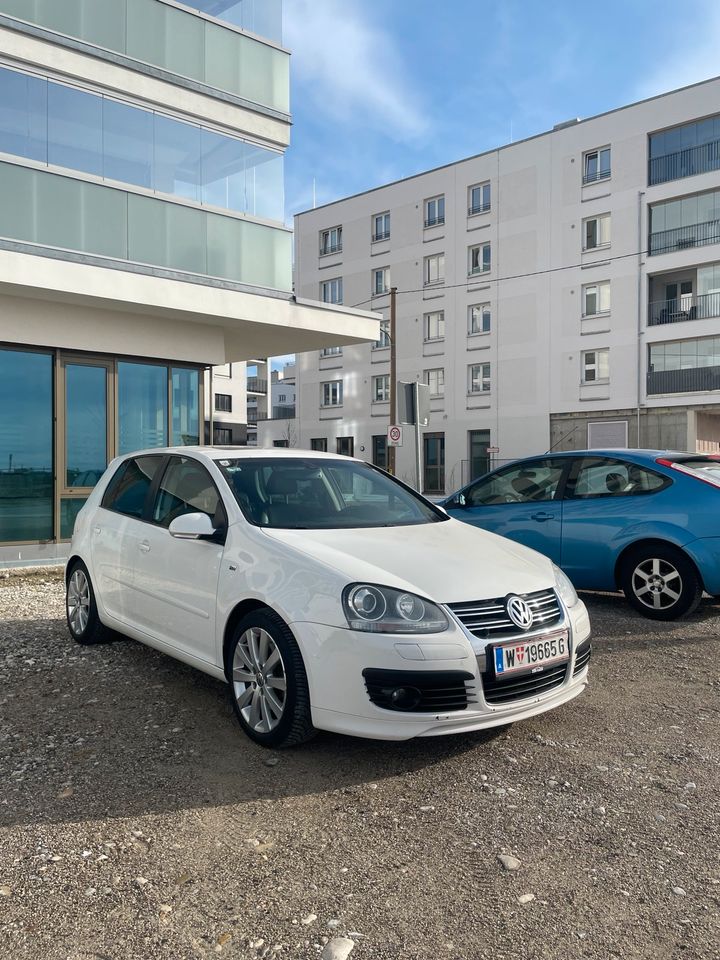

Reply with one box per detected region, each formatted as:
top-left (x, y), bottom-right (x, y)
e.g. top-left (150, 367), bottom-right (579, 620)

top-left (342, 584), bottom-right (449, 634)
top-left (553, 564), bottom-right (579, 609)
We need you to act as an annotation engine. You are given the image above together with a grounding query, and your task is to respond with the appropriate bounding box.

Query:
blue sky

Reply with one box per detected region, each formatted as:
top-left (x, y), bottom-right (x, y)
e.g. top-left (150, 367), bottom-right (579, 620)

top-left (271, 0), bottom-right (720, 369)
top-left (283, 0), bottom-right (720, 218)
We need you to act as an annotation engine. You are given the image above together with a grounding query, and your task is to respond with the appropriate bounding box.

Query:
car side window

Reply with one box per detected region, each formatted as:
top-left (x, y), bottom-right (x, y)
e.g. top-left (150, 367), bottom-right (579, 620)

top-left (153, 457), bottom-right (225, 529)
top-left (465, 459), bottom-right (566, 507)
top-left (566, 457), bottom-right (669, 499)
top-left (101, 456), bottom-right (164, 518)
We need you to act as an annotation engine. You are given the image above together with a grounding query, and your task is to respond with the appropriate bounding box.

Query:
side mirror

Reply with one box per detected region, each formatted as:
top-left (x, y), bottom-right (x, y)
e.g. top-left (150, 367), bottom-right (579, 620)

top-left (448, 493), bottom-right (467, 508)
top-left (168, 512), bottom-right (216, 540)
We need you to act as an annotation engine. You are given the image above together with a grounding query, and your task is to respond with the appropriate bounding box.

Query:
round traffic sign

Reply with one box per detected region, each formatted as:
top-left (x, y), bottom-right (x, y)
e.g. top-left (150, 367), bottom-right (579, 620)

top-left (388, 425), bottom-right (402, 443)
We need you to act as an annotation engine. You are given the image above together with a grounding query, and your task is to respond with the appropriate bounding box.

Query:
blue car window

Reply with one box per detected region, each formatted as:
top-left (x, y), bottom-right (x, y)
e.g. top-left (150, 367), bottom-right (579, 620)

top-left (466, 460), bottom-right (566, 506)
top-left (566, 458), bottom-right (669, 499)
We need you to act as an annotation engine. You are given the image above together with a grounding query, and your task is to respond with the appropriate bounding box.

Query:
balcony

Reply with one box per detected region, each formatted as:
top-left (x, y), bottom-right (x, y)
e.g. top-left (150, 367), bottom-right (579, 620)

top-left (648, 365), bottom-right (720, 395)
top-left (246, 377), bottom-right (268, 394)
top-left (372, 230), bottom-right (391, 242)
top-left (424, 216), bottom-right (445, 228)
top-left (582, 168), bottom-right (611, 185)
top-left (468, 201), bottom-right (491, 215)
top-left (649, 140), bottom-right (720, 186)
top-left (320, 242), bottom-right (342, 256)
top-left (648, 219), bottom-right (720, 256)
top-left (649, 291), bottom-right (720, 326)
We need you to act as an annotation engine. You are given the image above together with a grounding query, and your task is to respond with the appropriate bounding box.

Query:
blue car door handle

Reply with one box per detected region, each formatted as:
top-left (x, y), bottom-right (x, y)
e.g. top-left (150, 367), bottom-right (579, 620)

top-left (531, 512), bottom-right (554, 522)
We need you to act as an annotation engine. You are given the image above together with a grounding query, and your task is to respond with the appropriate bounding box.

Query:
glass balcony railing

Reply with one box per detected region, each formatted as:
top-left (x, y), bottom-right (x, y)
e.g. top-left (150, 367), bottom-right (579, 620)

top-left (246, 377), bottom-right (268, 393)
top-left (178, 0), bottom-right (282, 44)
top-left (0, 162), bottom-right (292, 291)
top-left (0, 0), bottom-right (289, 114)
top-left (648, 291), bottom-right (720, 325)
top-left (648, 219), bottom-right (720, 255)
top-left (649, 140), bottom-right (720, 186)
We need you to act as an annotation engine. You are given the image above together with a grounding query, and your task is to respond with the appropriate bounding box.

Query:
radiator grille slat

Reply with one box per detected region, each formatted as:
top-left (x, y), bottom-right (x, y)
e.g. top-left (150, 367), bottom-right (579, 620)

top-left (449, 588), bottom-right (562, 638)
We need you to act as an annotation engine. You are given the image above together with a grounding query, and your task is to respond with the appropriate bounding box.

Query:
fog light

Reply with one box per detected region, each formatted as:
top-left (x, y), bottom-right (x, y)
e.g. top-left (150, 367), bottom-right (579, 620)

top-left (390, 686), bottom-right (422, 710)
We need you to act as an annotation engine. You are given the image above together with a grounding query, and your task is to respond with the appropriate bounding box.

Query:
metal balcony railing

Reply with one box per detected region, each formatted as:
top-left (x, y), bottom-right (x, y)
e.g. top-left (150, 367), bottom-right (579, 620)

top-left (648, 291), bottom-right (720, 325)
top-left (272, 405), bottom-right (296, 419)
top-left (320, 242), bottom-right (342, 256)
top-left (648, 219), bottom-right (720, 255)
top-left (246, 377), bottom-right (267, 394)
top-left (647, 365), bottom-right (720, 395)
top-left (649, 139), bottom-right (720, 186)
top-left (372, 230), bottom-right (391, 242)
top-left (424, 216), bottom-right (445, 227)
top-left (468, 200), bottom-right (491, 215)
top-left (582, 168), bottom-right (611, 185)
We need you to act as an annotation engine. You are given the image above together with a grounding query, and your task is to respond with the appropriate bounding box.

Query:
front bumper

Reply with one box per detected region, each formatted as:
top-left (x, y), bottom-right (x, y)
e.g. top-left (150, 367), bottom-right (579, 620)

top-left (290, 599), bottom-right (591, 741)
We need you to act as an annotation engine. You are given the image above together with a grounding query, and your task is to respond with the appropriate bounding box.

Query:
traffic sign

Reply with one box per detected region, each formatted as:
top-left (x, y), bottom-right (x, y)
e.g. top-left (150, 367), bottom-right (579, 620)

top-left (387, 425), bottom-right (403, 446)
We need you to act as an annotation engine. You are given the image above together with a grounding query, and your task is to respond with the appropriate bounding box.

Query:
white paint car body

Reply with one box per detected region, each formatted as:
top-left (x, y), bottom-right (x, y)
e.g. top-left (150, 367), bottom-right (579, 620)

top-left (67, 447), bottom-right (591, 744)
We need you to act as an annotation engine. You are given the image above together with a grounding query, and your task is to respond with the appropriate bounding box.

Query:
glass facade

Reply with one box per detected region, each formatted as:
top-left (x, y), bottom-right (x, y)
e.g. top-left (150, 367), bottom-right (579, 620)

top-left (0, 0), bottom-right (289, 114)
top-left (0, 162), bottom-right (292, 290)
top-left (648, 337), bottom-right (720, 394)
top-left (65, 364), bottom-right (107, 486)
top-left (0, 350), bottom-right (53, 543)
top-left (118, 362), bottom-right (169, 454)
top-left (179, 0), bottom-right (282, 43)
top-left (0, 66), bottom-right (284, 221)
top-left (172, 368), bottom-right (201, 445)
top-left (649, 189), bottom-right (720, 256)
top-left (649, 115), bottom-right (720, 186)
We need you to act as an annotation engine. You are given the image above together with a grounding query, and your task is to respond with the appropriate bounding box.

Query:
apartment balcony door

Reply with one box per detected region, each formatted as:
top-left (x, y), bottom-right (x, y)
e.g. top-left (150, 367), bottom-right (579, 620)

top-left (423, 433), bottom-right (445, 494)
top-left (469, 429), bottom-right (491, 481)
top-left (665, 279), bottom-right (693, 316)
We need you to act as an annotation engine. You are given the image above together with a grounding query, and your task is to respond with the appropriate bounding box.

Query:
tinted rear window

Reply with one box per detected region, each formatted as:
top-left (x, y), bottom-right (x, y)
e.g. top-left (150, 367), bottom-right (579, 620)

top-left (102, 456), bottom-right (163, 518)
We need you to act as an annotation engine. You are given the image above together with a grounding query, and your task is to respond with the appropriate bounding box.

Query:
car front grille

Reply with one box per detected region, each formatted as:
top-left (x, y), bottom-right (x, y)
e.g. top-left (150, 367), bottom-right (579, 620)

top-left (362, 668), bottom-right (476, 713)
top-left (448, 588), bottom-right (562, 639)
top-left (481, 661), bottom-right (568, 705)
top-left (573, 639), bottom-right (592, 676)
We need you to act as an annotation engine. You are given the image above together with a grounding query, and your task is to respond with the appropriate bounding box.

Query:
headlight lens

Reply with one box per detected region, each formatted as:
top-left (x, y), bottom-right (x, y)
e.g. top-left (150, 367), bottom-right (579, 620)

top-left (343, 584), bottom-right (448, 633)
top-left (553, 564), bottom-right (579, 608)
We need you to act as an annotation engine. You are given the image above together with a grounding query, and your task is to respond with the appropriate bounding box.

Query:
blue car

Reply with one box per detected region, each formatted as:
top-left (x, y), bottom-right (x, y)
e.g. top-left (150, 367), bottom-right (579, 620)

top-left (442, 449), bottom-right (720, 621)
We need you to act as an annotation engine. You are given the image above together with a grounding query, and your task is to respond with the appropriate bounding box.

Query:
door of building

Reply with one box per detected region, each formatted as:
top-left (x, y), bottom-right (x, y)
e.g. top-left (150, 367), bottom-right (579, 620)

top-left (423, 433), bottom-right (445, 494)
top-left (469, 429), bottom-right (491, 481)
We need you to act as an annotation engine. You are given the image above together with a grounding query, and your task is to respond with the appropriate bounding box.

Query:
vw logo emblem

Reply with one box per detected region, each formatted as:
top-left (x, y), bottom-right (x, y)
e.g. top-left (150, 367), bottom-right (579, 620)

top-left (506, 595), bottom-right (533, 631)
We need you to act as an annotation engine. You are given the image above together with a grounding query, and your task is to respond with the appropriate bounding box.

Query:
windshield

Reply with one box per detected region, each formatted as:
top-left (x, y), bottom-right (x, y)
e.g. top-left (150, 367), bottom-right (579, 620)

top-left (216, 458), bottom-right (447, 529)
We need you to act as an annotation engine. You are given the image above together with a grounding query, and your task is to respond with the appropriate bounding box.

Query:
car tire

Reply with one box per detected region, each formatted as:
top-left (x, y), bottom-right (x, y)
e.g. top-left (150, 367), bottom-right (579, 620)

top-left (227, 608), bottom-right (316, 748)
top-left (620, 544), bottom-right (702, 621)
top-left (66, 561), bottom-right (110, 645)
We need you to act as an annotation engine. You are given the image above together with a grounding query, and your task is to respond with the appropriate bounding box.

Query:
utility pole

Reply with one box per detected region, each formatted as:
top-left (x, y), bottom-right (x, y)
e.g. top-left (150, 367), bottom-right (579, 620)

top-left (388, 286), bottom-right (397, 475)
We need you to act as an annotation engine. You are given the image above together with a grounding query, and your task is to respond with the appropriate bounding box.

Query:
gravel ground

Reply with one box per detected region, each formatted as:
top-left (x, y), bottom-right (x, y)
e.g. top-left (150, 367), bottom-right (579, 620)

top-left (1, 572), bottom-right (719, 960)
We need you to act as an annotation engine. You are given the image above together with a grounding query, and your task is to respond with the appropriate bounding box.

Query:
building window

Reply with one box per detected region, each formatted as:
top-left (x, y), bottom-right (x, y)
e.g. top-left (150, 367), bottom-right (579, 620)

top-left (468, 182), bottom-right (491, 215)
top-left (273, 439), bottom-right (289, 448)
top-left (320, 277), bottom-right (343, 304)
top-left (424, 253), bottom-right (445, 286)
top-left (424, 195), bottom-right (445, 227)
top-left (582, 349), bottom-right (610, 383)
top-left (469, 243), bottom-right (491, 276)
top-left (372, 211), bottom-right (390, 242)
top-left (583, 214), bottom-right (611, 250)
top-left (214, 426), bottom-right (232, 444)
top-left (372, 435), bottom-right (387, 469)
top-left (649, 115), bottom-right (720, 186)
top-left (425, 368), bottom-right (445, 397)
top-left (468, 303), bottom-right (491, 334)
top-left (372, 374), bottom-right (390, 402)
top-left (583, 147), bottom-right (611, 184)
top-left (424, 310), bottom-right (445, 341)
top-left (278, 394), bottom-right (286, 403)
top-left (582, 281), bottom-right (611, 317)
top-left (215, 393), bottom-right (232, 412)
top-left (649, 189), bottom-right (720, 256)
top-left (372, 267), bottom-right (390, 296)
top-left (311, 438), bottom-right (328, 452)
top-left (648, 336), bottom-right (720, 394)
top-left (319, 225), bottom-right (342, 256)
top-left (423, 433), bottom-right (445, 493)
top-left (321, 381), bottom-right (343, 407)
top-left (336, 436), bottom-right (354, 456)
top-left (320, 346), bottom-right (342, 357)
top-left (468, 363), bottom-right (491, 394)
top-left (374, 318), bottom-right (391, 349)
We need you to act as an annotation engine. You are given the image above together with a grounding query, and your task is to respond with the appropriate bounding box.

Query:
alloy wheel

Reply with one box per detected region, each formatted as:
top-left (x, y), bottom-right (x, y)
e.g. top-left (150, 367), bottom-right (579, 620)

top-left (631, 557), bottom-right (683, 611)
top-left (67, 569), bottom-right (90, 636)
top-left (232, 627), bottom-right (287, 733)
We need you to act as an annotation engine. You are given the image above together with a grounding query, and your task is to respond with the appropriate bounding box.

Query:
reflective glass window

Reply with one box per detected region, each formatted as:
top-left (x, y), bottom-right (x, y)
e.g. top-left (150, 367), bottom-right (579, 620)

top-left (0, 349), bottom-right (53, 542)
top-left (103, 98), bottom-right (153, 188)
top-left (200, 127), bottom-right (246, 210)
top-left (0, 67), bottom-right (47, 163)
top-left (47, 81), bottom-right (103, 177)
top-left (102, 455), bottom-right (164, 518)
top-left (60, 498), bottom-right (88, 539)
top-left (182, 0), bottom-right (282, 42)
top-left (153, 457), bottom-right (220, 527)
top-left (65, 364), bottom-right (107, 487)
top-left (118, 362), bottom-right (168, 453)
top-left (171, 368), bottom-right (200, 445)
top-left (154, 114), bottom-right (202, 202)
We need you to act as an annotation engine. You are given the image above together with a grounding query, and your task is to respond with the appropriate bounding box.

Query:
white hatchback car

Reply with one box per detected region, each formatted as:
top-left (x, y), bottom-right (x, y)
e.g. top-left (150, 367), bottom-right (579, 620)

top-left (66, 448), bottom-right (591, 747)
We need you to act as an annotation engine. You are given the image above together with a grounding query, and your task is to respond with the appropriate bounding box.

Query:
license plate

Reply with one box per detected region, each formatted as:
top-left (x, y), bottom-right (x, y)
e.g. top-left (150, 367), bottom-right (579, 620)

top-left (493, 630), bottom-right (569, 677)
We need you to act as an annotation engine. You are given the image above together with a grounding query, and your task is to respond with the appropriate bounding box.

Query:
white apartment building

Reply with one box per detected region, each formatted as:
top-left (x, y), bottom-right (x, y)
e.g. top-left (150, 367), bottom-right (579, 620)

top-left (259, 76), bottom-right (720, 495)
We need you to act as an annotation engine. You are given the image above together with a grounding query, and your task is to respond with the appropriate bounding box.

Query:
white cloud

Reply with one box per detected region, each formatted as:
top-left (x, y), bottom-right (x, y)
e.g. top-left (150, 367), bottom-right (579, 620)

top-left (634, 2), bottom-right (720, 100)
top-left (284, 0), bottom-right (427, 141)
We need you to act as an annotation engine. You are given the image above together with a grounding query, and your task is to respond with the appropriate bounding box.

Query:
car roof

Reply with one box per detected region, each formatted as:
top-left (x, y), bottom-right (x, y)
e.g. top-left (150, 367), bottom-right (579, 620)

top-left (118, 446), bottom-right (354, 463)
top-left (515, 449), bottom-right (689, 461)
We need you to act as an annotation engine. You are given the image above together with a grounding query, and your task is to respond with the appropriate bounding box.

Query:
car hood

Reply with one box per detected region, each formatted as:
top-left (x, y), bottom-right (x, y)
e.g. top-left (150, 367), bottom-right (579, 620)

top-left (261, 517), bottom-right (555, 604)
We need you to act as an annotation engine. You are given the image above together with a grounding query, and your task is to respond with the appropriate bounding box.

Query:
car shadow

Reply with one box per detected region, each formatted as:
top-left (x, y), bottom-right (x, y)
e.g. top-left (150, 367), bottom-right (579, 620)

top-left (0, 617), bottom-right (511, 830)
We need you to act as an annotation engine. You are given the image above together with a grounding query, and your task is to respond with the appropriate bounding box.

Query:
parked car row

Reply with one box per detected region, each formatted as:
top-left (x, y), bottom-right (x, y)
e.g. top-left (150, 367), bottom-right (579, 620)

top-left (65, 445), bottom-right (715, 749)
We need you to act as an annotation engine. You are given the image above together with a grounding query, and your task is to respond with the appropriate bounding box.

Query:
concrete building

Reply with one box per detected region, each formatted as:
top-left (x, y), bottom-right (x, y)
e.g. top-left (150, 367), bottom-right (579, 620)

top-left (259, 75), bottom-right (720, 495)
top-left (0, 0), bottom-right (376, 565)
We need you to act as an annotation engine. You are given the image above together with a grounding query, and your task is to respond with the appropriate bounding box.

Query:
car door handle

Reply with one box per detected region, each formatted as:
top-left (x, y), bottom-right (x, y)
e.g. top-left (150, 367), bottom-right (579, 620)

top-left (139, 540), bottom-right (151, 553)
top-left (531, 512), bottom-right (554, 522)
